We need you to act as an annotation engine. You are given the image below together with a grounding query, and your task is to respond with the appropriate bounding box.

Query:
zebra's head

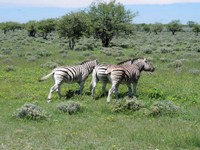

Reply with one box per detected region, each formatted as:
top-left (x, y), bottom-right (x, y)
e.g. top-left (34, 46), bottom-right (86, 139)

top-left (133, 58), bottom-right (155, 72)
top-left (142, 58), bottom-right (155, 72)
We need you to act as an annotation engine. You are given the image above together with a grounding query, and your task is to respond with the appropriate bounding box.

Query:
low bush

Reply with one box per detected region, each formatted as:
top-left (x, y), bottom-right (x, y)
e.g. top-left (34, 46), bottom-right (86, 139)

top-left (57, 101), bottom-right (81, 115)
top-left (13, 103), bottom-right (48, 120)
top-left (4, 65), bottom-right (15, 72)
top-left (168, 60), bottom-right (183, 68)
top-left (112, 97), bottom-right (144, 112)
top-left (159, 47), bottom-right (173, 53)
top-left (150, 100), bottom-right (181, 116)
top-left (40, 61), bottom-right (59, 69)
top-left (188, 69), bottom-right (200, 75)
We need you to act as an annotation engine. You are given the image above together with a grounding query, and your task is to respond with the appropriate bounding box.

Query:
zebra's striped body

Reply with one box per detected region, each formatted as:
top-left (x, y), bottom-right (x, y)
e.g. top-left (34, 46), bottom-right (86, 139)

top-left (39, 60), bottom-right (98, 102)
top-left (90, 59), bottom-right (134, 98)
top-left (105, 58), bottom-right (155, 103)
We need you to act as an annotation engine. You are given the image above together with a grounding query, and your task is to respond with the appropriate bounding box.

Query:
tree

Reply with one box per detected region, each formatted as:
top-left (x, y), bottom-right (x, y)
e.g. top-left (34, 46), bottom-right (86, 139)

top-left (25, 21), bottom-right (38, 37)
top-left (142, 24), bottom-right (151, 33)
top-left (192, 24), bottom-right (200, 36)
top-left (38, 19), bottom-right (57, 39)
top-left (151, 23), bottom-right (163, 34)
top-left (187, 21), bottom-right (196, 28)
top-left (0, 22), bottom-right (22, 34)
top-left (88, 0), bottom-right (135, 47)
top-left (58, 11), bottom-right (91, 49)
top-left (167, 20), bottom-right (182, 35)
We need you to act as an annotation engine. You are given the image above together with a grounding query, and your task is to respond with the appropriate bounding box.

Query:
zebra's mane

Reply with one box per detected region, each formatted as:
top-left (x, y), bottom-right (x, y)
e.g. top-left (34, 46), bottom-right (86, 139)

top-left (131, 57), bottom-right (144, 63)
top-left (117, 57), bottom-right (144, 65)
top-left (117, 59), bottom-right (133, 65)
top-left (80, 60), bottom-right (91, 65)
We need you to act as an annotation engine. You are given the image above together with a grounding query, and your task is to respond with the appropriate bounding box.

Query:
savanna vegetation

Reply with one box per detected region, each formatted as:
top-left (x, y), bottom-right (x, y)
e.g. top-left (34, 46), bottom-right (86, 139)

top-left (0, 0), bottom-right (200, 149)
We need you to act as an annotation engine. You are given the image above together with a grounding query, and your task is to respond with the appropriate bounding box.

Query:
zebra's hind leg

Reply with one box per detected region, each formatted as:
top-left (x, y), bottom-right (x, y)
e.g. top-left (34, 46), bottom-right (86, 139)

top-left (47, 82), bottom-right (62, 102)
top-left (47, 84), bottom-right (58, 102)
top-left (107, 83), bottom-right (118, 103)
top-left (102, 82), bottom-right (107, 96)
top-left (90, 80), bottom-right (97, 98)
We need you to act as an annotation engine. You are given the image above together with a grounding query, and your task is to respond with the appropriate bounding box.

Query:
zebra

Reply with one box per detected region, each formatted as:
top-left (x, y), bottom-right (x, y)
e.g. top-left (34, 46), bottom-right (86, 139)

top-left (105, 58), bottom-right (155, 103)
top-left (90, 59), bottom-right (135, 98)
top-left (39, 59), bottom-right (99, 102)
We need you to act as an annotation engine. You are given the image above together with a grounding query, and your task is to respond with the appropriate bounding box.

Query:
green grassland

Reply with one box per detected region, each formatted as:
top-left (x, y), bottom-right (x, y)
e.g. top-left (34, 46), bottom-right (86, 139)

top-left (0, 30), bottom-right (200, 149)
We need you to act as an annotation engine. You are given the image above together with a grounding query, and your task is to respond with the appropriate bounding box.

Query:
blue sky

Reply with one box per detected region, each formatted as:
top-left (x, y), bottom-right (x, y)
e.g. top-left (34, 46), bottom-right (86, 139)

top-left (0, 0), bottom-right (200, 24)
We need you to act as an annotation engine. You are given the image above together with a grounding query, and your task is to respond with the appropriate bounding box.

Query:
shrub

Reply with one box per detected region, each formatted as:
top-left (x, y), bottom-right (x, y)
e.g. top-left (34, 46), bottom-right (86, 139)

top-left (40, 61), bottom-right (59, 69)
top-left (101, 47), bottom-right (124, 57)
top-left (188, 69), bottom-right (200, 75)
top-left (57, 101), bottom-right (81, 115)
top-left (13, 103), bottom-right (48, 120)
top-left (112, 97), bottom-right (144, 112)
top-left (159, 47), bottom-right (173, 53)
top-left (141, 46), bottom-right (154, 54)
top-left (36, 49), bottom-right (52, 57)
top-left (0, 47), bottom-right (12, 55)
top-left (148, 88), bottom-right (165, 99)
top-left (27, 56), bottom-right (37, 62)
top-left (4, 65), bottom-right (15, 72)
top-left (160, 57), bottom-right (170, 63)
top-left (168, 60), bottom-right (183, 68)
top-left (150, 100), bottom-right (181, 116)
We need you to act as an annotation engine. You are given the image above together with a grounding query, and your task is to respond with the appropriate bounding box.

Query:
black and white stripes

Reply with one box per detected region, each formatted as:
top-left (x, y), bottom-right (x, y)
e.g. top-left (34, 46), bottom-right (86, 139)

top-left (90, 59), bottom-right (134, 98)
top-left (39, 58), bottom-right (155, 103)
top-left (39, 59), bottom-right (98, 102)
top-left (105, 58), bottom-right (155, 103)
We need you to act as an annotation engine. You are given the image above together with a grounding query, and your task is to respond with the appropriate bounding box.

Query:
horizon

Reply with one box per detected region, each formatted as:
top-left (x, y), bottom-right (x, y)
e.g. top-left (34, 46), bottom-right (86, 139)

top-left (0, 1), bottom-right (200, 24)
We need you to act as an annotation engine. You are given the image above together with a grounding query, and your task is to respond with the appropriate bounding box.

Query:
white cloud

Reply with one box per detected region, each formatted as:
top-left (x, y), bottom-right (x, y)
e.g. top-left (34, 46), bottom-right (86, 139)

top-left (1, 0), bottom-right (200, 8)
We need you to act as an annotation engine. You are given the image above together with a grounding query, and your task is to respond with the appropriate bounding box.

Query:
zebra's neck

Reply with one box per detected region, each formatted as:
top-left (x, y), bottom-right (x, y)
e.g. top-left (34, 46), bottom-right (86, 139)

top-left (134, 62), bottom-right (144, 72)
top-left (82, 63), bottom-right (94, 73)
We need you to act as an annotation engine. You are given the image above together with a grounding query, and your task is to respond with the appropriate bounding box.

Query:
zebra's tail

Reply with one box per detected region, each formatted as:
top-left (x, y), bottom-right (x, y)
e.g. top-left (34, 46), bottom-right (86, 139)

top-left (38, 71), bottom-right (54, 82)
top-left (90, 67), bottom-right (98, 90)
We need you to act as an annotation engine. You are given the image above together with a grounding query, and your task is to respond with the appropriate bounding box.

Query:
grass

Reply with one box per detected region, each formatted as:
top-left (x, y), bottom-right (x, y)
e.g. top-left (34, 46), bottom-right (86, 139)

top-left (0, 30), bottom-right (200, 149)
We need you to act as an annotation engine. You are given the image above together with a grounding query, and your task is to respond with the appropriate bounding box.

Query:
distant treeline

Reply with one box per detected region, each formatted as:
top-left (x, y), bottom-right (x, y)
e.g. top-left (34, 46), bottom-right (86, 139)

top-left (0, 1), bottom-right (200, 48)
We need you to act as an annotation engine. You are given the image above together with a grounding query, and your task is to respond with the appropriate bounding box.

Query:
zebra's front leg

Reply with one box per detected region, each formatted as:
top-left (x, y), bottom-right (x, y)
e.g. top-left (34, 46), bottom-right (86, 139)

top-left (132, 81), bottom-right (138, 97)
top-left (78, 81), bottom-right (85, 94)
top-left (127, 83), bottom-right (132, 97)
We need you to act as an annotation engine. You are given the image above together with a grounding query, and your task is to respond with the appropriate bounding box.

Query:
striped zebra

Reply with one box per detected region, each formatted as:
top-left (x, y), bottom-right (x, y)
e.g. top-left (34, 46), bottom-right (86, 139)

top-left (105, 58), bottom-right (155, 103)
top-left (90, 59), bottom-right (134, 98)
top-left (39, 59), bottom-right (98, 102)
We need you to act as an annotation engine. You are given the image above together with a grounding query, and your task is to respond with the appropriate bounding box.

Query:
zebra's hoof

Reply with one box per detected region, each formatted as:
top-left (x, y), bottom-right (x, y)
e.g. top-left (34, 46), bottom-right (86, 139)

top-left (47, 99), bottom-right (51, 103)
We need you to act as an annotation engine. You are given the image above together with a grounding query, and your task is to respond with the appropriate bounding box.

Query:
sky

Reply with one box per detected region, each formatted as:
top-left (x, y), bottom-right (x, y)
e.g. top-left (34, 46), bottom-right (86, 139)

top-left (0, 0), bottom-right (200, 24)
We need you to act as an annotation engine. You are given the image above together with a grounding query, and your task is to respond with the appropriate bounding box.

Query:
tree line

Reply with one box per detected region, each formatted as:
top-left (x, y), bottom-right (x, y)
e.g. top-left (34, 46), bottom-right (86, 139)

top-left (0, 0), bottom-right (200, 49)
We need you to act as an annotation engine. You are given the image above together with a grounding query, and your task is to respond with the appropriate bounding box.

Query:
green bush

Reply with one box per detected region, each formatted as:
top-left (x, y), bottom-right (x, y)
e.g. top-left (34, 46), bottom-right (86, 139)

top-left (13, 103), bottom-right (48, 120)
top-left (40, 61), bottom-right (59, 69)
top-left (148, 88), bottom-right (165, 99)
top-left (150, 100), bottom-right (181, 116)
top-left (112, 98), bottom-right (144, 112)
top-left (57, 101), bottom-right (81, 115)
top-left (4, 65), bottom-right (15, 72)
top-left (168, 60), bottom-right (183, 68)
